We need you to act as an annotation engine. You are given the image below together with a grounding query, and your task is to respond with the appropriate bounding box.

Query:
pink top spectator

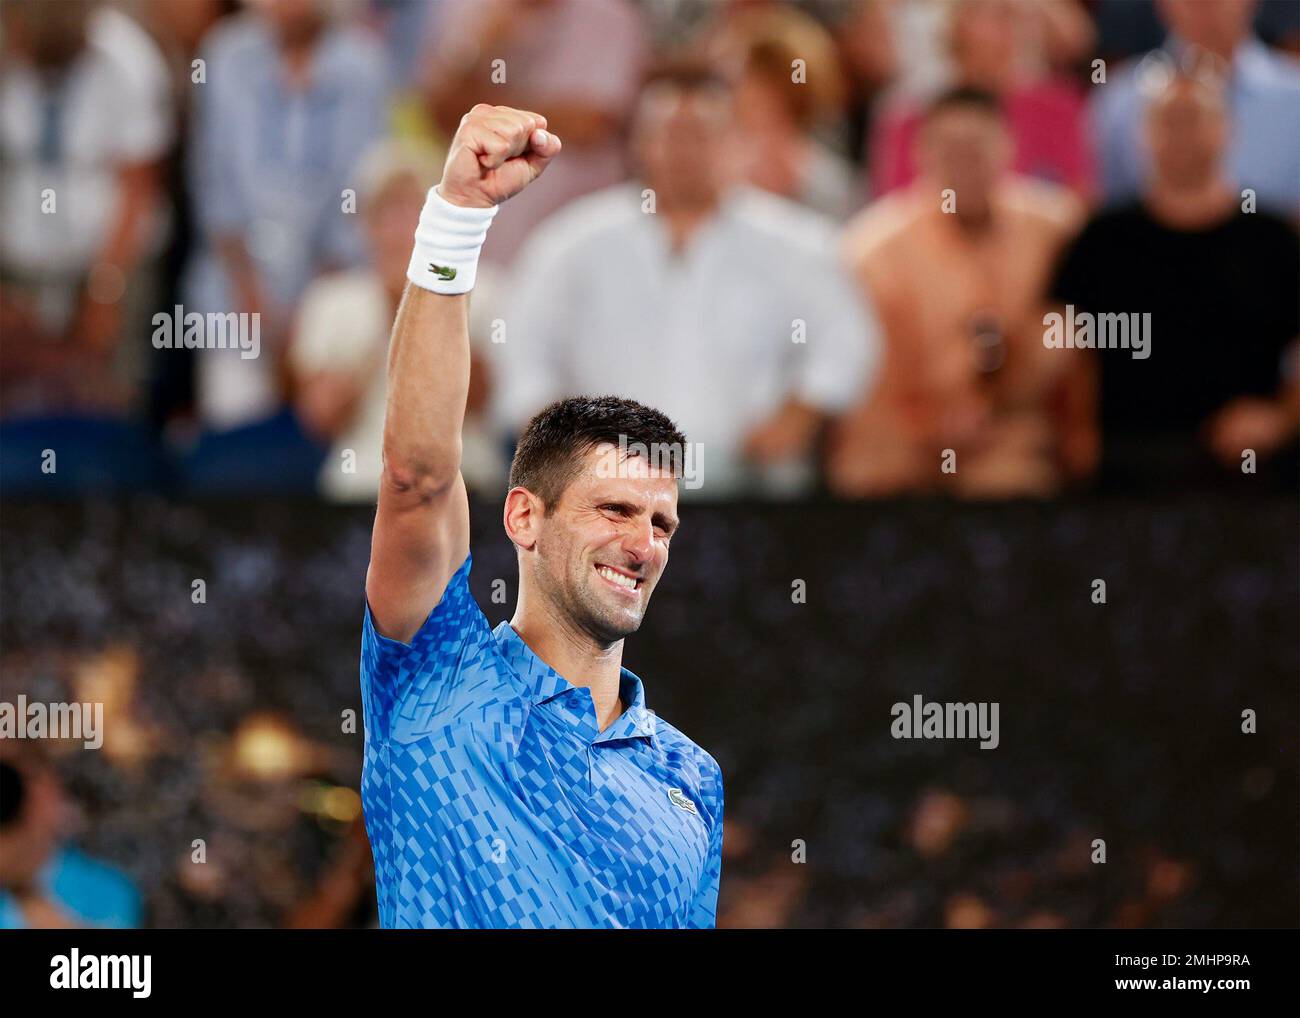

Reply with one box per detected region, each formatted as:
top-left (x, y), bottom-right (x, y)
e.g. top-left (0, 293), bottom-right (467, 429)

top-left (870, 81), bottom-right (1095, 201)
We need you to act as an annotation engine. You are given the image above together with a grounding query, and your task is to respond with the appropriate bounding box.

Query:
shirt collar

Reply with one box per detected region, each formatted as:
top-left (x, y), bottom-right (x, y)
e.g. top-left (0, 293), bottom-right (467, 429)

top-left (634, 182), bottom-right (749, 259)
top-left (1164, 35), bottom-right (1276, 91)
top-left (602, 668), bottom-right (657, 744)
top-left (491, 622), bottom-right (657, 743)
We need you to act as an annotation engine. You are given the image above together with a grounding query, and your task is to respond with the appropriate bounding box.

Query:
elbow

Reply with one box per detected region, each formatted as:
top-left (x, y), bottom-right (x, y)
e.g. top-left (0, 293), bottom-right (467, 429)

top-left (380, 443), bottom-right (461, 503)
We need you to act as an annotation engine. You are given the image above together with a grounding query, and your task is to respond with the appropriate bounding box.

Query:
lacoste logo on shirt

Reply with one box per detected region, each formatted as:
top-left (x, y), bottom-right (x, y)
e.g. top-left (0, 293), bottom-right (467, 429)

top-left (428, 263), bottom-right (457, 281)
top-left (667, 787), bottom-right (698, 816)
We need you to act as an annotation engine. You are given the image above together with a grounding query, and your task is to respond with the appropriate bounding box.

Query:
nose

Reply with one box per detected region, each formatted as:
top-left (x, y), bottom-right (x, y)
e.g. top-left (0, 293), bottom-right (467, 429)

top-left (621, 516), bottom-right (654, 564)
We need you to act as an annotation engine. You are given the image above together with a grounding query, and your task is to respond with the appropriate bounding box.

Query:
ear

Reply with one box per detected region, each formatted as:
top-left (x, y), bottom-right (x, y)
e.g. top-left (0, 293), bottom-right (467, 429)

top-left (503, 486), bottom-right (542, 552)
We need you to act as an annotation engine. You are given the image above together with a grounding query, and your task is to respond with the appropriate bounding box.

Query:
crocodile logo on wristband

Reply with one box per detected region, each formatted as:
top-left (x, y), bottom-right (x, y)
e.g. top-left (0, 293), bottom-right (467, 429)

top-left (429, 263), bottom-right (457, 281)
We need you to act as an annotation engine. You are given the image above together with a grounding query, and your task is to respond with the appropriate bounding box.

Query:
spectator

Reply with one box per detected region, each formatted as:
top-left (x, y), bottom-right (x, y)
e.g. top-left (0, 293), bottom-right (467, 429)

top-left (422, 0), bottom-right (649, 269)
top-left (183, 0), bottom-right (389, 430)
top-left (871, 0), bottom-right (1095, 201)
top-left (1051, 72), bottom-right (1300, 490)
top-left (0, 753), bottom-right (142, 929)
top-left (135, 0), bottom-right (234, 431)
top-left (830, 87), bottom-right (1091, 499)
top-left (708, 5), bottom-right (859, 220)
top-left (491, 60), bottom-right (878, 499)
top-left (0, 0), bottom-right (172, 418)
top-left (1091, 0), bottom-right (1300, 216)
top-left (288, 140), bottom-right (505, 501)
top-left (826, 0), bottom-right (900, 171)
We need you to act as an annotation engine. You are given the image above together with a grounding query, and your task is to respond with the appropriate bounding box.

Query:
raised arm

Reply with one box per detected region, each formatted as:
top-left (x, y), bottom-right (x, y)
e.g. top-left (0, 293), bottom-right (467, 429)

top-left (365, 105), bottom-right (560, 642)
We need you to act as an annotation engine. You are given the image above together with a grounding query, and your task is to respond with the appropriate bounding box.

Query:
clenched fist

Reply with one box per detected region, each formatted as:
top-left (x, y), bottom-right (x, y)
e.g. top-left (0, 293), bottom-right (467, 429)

top-left (438, 104), bottom-right (562, 209)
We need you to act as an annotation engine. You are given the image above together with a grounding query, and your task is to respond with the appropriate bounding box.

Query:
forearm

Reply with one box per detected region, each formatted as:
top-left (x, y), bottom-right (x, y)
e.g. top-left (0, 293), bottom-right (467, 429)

top-left (94, 162), bottom-right (158, 278)
top-left (214, 234), bottom-right (263, 309)
top-left (365, 104), bottom-right (557, 637)
top-left (381, 286), bottom-right (471, 493)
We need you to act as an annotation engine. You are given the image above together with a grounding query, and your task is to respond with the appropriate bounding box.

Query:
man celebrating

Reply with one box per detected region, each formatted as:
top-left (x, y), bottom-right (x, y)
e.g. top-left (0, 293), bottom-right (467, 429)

top-left (360, 104), bottom-right (723, 928)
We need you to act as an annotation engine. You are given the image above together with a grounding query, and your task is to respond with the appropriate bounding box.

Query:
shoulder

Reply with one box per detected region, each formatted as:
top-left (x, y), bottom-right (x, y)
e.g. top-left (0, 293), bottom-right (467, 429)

top-left (843, 190), bottom-right (924, 265)
top-left (361, 555), bottom-right (502, 729)
top-left (301, 269), bottom-right (386, 312)
top-left (199, 13), bottom-right (270, 65)
top-left (1088, 55), bottom-right (1143, 117)
top-left (89, 7), bottom-right (169, 94)
top-left (653, 716), bottom-right (724, 803)
top-left (1233, 209), bottom-right (1300, 245)
top-left (320, 23), bottom-right (389, 84)
top-left (294, 272), bottom-right (387, 358)
top-left (999, 176), bottom-right (1086, 236)
top-left (1069, 202), bottom-right (1147, 245)
top-left (1011, 78), bottom-right (1087, 117)
top-left (49, 848), bottom-right (141, 926)
top-left (728, 185), bottom-right (839, 252)
top-left (527, 184), bottom-right (645, 252)
top-left (1241, 38), bottom-right (1300, 93)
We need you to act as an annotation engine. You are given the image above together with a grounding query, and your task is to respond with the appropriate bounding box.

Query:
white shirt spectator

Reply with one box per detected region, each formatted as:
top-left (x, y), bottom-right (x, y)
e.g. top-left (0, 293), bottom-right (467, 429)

top-left (491, 184), bottom-right (880, 497)
top-left (289, 271), bottom-right (389, 502)
top-left (184, 14), bottom-right (389, 429)
top-left (0, 7), bottom-right (171, 299)
top-left (290, 269), bottom-right (506, 502)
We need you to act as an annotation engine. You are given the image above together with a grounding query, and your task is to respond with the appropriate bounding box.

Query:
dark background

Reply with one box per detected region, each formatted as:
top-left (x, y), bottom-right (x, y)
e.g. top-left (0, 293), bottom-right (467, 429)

top-left (2, 494), bottom-right (1294, 927)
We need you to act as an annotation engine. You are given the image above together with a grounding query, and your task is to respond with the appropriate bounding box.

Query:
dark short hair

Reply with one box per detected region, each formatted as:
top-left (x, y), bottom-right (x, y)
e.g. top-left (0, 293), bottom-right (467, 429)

top-left (508, 396), bottom-right (688, 511)
top-left (923, 85), bottom-right (1004, 122)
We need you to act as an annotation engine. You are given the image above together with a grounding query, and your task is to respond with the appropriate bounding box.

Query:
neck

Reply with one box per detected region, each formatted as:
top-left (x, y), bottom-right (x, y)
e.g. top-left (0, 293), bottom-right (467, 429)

top-left (277, 21), bottom-right (323, 86)
top-left (1178, 34), bottom-right (1244, 63)
top-left (944, 197), bottom-right (997, 238)
top-left (510, 592), bottom-right (626, 730)
top-left (960, 63), bottom-right (1014, 95)
top-left (653, 190), bottom-right (720, 253)
top-left (1145, 175), bottom-right (1236, 229)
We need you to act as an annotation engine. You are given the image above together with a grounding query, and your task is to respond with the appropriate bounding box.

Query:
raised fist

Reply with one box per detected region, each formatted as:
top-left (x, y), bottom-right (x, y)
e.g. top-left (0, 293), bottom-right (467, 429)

top-left (438, 104), bottom-right (561, 209)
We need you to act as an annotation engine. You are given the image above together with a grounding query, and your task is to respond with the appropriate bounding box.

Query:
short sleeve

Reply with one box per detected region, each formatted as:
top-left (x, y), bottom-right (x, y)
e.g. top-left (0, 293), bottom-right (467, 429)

top-left (93, 8), bottom-right (173, 164)
top-left (794, 259), bottom-right (880, 414)
top-left (289, 276), bottom-right (380, 375)
top-left (687, 756), bottom-right (724, 929)
top-left (360, 554), bottom-right (492, 738)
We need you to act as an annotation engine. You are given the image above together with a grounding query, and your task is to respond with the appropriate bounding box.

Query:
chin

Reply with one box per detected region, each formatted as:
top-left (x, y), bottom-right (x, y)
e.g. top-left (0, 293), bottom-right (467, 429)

top-left (598, 610), bottom-right (644, 642)
top-left (584, 600), bottom-right (645, 643)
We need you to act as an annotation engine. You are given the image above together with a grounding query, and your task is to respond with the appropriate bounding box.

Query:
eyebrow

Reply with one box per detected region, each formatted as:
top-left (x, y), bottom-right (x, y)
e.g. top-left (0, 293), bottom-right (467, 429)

top-left (597, 498), bottom-right (679, 533)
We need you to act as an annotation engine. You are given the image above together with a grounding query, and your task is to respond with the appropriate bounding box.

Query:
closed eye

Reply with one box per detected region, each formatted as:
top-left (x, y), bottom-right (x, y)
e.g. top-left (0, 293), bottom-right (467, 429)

top-left (599, 503), bottom-right (676, 539)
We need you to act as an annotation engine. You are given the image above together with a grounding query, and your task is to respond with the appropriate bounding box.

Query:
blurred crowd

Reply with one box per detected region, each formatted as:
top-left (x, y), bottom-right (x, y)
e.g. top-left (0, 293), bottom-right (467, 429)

top-left (2, 0), bottom-right (1298, 499)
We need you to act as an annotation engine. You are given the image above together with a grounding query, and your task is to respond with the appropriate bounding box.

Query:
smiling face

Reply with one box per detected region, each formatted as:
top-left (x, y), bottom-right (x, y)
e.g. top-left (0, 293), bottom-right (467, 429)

top-left (632, 77), bottom-right (735, 213)
top-left (512, 443), bottom-right (680, 647)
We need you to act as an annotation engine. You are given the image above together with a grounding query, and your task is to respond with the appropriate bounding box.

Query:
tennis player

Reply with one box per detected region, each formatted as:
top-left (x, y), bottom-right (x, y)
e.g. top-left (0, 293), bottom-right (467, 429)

top-left (359, 105), bottom-right (723, 928)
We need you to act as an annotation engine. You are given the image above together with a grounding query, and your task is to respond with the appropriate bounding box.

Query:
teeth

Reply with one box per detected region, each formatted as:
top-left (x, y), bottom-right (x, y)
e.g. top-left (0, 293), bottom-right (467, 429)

top-left (597, 566), bottom-right (637, 590)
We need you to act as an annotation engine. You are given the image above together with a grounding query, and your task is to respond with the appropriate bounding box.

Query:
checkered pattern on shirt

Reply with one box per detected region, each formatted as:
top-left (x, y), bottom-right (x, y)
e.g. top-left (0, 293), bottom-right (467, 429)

top-left (360, 554), bottom-right (723, 928)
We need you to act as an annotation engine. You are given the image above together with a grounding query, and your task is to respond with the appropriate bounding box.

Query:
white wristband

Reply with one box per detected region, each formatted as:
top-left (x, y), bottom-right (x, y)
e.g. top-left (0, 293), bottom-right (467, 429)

top-left (406, 186), bottom-right (499, 294)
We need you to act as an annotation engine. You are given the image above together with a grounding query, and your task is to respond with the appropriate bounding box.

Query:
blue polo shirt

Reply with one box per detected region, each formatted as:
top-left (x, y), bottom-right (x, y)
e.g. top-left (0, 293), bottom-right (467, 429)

top-left (359, 554), bottom-right (724, 928)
